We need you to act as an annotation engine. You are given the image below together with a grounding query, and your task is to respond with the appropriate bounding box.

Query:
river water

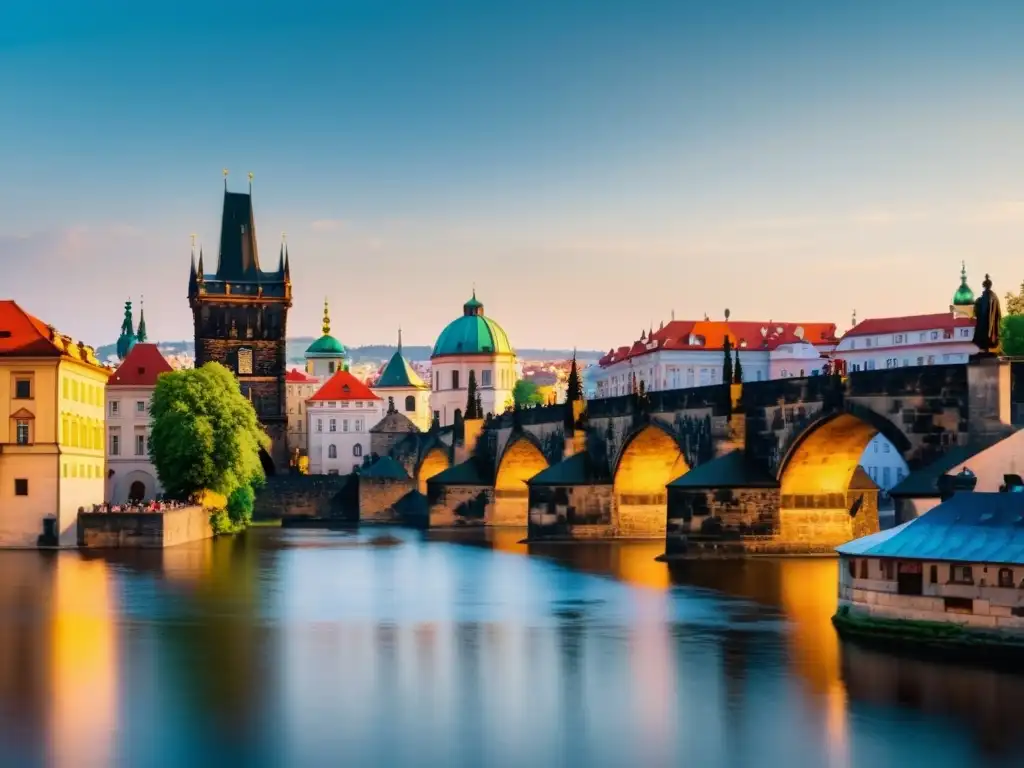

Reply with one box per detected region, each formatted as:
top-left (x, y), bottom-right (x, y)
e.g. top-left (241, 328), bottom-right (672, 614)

top-left (0, 527), bottom-right (1022, 767)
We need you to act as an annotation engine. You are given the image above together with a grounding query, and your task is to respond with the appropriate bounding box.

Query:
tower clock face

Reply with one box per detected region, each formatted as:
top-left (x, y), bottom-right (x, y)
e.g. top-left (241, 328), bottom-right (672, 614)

top-left (238, 347), bottom-right (254, 375)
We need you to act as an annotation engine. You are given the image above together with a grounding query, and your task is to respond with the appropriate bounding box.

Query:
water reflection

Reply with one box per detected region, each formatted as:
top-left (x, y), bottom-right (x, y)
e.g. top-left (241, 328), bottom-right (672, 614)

top-left (0, 529), bottom-right (1022, 765)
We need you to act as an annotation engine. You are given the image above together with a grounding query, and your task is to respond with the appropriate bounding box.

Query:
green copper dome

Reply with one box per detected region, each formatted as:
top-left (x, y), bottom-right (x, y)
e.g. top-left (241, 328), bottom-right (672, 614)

top-left (952, 261), bottom-right (975, 307)
top-left (432, 292), bottom-right (514, 358)
top-left (305, 299), bottom-right (349, 358)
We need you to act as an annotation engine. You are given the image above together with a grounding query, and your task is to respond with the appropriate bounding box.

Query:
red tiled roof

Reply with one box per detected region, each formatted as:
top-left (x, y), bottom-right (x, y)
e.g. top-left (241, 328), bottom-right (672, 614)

top-left (0, 300), bottom-right (107, 370)
top-left (599, 319), bottom-right (838, 367)
top-left (285, 368), bottom-right (319, 383)
top-left (844, 313), bottom-right (974, 337)
top-left (309, 369), bottom-right (381, 402)
top-left (108, 343), bottom-right (174, 387)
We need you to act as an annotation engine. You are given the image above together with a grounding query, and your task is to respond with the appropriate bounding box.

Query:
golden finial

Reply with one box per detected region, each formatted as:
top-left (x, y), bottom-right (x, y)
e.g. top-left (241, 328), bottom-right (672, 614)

top-left (322, 297), bottom-right (331, 336)
top-left (190, 233), bottom-right (196, 247)
top-left (281, 231), bottom-right (287, 243)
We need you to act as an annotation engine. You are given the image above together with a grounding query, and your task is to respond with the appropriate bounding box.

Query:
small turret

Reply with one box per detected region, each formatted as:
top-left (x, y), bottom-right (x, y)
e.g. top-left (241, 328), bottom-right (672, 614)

top-left (116, 299), bottom-right (138, 360)
top-left (952, 261), bottom-right (976, 319)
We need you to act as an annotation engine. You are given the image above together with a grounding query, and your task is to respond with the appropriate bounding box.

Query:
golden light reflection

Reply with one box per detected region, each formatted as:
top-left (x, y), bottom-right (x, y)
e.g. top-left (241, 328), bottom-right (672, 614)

top-left (613, 426), bottom-right (689, 495)
top-left (488, 528), bottom-right (529, 556)
top-left (417, 448), bottom-right (450, 495)
top-left (614, 543), bottom-right (672, 590)
top-left (48, 555), bottom-right (118, 768)
top-left (161, 538), bottom-right (215, 585)
top-left (778, 558), bottom-right (848, 765)
top-left (780, 414), bottom-right (877, 496)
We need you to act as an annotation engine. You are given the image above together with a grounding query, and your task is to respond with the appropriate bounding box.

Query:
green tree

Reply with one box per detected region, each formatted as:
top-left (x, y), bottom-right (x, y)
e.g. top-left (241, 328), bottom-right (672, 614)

top-left (722, 337), bottom-right (733, 384)
top-left (733, 349), bottom-right (743, 383)
top-left (475, 391), bottom-right (483, 418)
top-left (465, 369), bottom-right (480, 418)
top-left (566, 352), bottom-right (583, 402)
top-left (149, 362), bottom-right (269, 532)
top-left (1005, 281), bottom-right (1024, 316)
top-left (513, 379), bottom-right (545, 407)
top-left (1001, 314), bottom-right (1024, 357)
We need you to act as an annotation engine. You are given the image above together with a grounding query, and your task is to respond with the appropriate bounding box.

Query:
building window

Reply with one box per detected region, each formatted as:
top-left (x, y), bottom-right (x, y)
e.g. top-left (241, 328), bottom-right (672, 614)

top-left (881, 560), bottom-right (894, 580)
top-left (859, 559), bottom-right (868, 579)
top-left (354, 444), bottom-right (363, 457)
top-left (136, 400), bottom-right (146, 413)
top-left (237, 347), bottom-right (253, 375)
top-left (110, 433), bottom-right (120, 456)
top-left (481, 369), bottom-right (492, 387)
top-left (949, 565), bottom-right (973, 584)
top-left (328, 444), bottom-right (337, 459)
top-left (135, 434), bottom-right (145, 456)
top-left (893, 334), bottom-right (904, 344)
top-left (961, 328), bottom-right (970, 338)
top-left (847, 558), bottom-right (856, 578)
top-left (15, 420), bottom-right (30, 445)
top-left (329, 361), bottom-right (336, 373)
top-left (405, 395), bottom-right (416, 412)
top-left (14, 479), bottom-right (28, 496)
top-left (999, 568), bottom-right (1014, 588)
top-left (452, 371), bottom-right (460, 390)
top-left (930, 565), bottom-right (938, 584)
top-left (916, 357), bottom-right (924, 366)
top-left (316, 419), bottom-right (323, 432)
top-left (930, 331), bottom-right (939, 341)
top-left (14, 378), bottom-right (32, 399)
top-left (343, 419), bottom-right (349, 432)
top-left (110, 401), bottom-right (120, 416)
top-left (329, 418), bottom-right (337, 432)
top-left (355, 419), bottom-right (362, 432)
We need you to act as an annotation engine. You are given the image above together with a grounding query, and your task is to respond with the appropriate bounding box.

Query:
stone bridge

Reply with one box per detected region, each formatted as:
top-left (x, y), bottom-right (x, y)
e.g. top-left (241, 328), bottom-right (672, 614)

top-left (421, 360), bottom-right (1013, 554)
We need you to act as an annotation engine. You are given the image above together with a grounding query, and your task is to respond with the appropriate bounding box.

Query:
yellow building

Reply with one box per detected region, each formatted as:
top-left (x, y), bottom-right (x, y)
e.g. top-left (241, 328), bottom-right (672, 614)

top-left (0, 301), bottom-right (110, 547)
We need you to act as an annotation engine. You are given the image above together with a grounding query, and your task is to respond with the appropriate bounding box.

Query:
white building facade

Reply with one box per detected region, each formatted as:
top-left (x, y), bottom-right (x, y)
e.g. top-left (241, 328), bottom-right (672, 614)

top-left (105, 343), bottom-right (173, 503)
top-left (285, 368), bottom-right (320, 461)
top-left (306, 370), bottom-right (384, 475)
top-left (833, 313), bottom-right (976, 373)
top-left (592, 319), bottom-right (838, 398)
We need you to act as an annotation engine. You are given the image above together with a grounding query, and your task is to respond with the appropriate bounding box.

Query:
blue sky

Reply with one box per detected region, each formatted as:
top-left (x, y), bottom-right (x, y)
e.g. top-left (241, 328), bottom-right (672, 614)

top-left (2, 1), bottom-right (1023, 349)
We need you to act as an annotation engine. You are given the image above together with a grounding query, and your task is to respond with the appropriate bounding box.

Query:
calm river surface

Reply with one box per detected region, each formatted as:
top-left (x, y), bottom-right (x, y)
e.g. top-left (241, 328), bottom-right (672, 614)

top-left (1, 527), bottom-right (1022, 767)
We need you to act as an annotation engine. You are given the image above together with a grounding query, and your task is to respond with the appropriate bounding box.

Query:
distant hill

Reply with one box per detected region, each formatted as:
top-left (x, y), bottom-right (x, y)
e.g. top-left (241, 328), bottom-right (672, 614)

top-left (97, 337), bottom-right (602, 365)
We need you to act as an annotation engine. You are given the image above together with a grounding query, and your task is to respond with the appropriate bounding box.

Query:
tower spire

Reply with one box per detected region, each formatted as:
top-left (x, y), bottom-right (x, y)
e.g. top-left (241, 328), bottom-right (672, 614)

top-left (397, 326), bottom-right (403, 354)
top-left (322, 298), bottom-right (331, 336)
top-left (248, 171), bottom-right (254, 195)
top-left (136, 295), bottom-right (148, 342)
top-left (223, 168), bottom-right (229, 190)
top-left (116, 298), bottom-right (137, 360)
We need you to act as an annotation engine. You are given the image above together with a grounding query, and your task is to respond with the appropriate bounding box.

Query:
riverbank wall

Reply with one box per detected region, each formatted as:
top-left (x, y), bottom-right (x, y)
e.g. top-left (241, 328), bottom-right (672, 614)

top-left (77, 506), bottom-right (211, 549)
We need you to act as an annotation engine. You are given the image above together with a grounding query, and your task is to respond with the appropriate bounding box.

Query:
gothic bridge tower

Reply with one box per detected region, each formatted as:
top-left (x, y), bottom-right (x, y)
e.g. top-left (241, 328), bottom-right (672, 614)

top-left (188, 174), bottom-right (292, 470)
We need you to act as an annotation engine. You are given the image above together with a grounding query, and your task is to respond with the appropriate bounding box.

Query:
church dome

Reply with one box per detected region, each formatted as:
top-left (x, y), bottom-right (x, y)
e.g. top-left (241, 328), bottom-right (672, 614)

top-left (305, 299), bottom-right (349, 358)
top-left (431, 292), bottom-right (514, 358)
top-left (952, 262), bottom-right (975, 307)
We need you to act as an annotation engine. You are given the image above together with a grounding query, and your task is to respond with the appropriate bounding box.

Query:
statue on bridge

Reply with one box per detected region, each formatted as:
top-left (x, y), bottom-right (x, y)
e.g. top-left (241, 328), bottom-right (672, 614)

top-left (972, 274), bottom-right (1002, 355)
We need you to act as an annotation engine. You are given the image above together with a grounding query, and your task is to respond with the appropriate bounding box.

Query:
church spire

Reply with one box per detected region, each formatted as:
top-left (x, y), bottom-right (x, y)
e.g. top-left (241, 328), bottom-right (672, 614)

top-left (397, 326), bottom-right (403, 354)
top-left (322, 298), bottom-right (331, 336)
top-left (136, 296), bottom-right (148, 342)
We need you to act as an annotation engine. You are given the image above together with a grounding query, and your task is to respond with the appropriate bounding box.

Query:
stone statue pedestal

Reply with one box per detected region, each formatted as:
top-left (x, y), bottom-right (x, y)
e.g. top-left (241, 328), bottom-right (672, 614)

top-left (966, 356), bottom-right (1012, 440)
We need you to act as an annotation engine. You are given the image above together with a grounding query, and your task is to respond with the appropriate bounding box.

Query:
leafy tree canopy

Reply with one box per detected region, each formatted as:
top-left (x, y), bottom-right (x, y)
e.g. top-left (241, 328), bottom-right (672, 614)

top-left (513, 379), bottom-right (545, 407)
top-left (1001, 314), bottom-right (1024, 357)
top-left (149, 362), bottom-right (269, 502)
top-left (1005, 281), bottom-right (1024, 316)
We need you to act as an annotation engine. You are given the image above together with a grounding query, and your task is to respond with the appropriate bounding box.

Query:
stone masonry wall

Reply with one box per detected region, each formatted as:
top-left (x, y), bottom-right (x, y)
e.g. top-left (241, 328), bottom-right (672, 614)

top-left (665, 487), bottom-right (779, 555)
top-left (528, 484), bottom-right (614, 540)
top-left (359, 477), bottom-right (415, 523)
top-left (254, 473), bottom-right (353, 519)
top-left (427, 484), bottom-right (492, 527)
top-left (77, 506), bottom-right (211, 549)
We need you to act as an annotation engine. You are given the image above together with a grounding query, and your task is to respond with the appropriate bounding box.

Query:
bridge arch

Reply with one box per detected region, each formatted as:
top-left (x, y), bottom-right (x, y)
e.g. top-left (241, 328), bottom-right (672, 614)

top-left (612, 420), bottom-right (689, 538)
top-left (416, 447), bottom-right (451, 495)
top-left (777, 406), bottom-right (909, 547)
top-left (492, 432), bottom-right (549, 526)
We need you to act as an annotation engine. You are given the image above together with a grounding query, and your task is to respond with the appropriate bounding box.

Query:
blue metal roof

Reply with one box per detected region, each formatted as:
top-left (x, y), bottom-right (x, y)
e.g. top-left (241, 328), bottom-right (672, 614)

top-left (837, 492), bottom-right (1024, 565)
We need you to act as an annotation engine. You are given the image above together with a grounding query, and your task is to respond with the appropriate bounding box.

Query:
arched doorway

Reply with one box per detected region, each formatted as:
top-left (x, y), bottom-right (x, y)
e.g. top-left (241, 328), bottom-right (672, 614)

top-left (492, 436), bottom-right (549, 526)
top-left (778, 412), bottom-right (905, 547)
top-left (417, 448), bottom-right (451, 495)
top-left (128, 481), bottom-right (146, 503)
top-left (259, 447), bottom-right (276, 477)
top-left (613, 423), bottom-right (689, 538)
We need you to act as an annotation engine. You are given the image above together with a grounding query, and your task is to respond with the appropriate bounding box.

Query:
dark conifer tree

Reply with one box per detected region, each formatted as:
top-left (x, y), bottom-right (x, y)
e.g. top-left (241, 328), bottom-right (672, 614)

top-left (465, 369), bottom-right (479, 418)
top-left (722, 337), bottom-right (733, 384)
top-left (566, 351), bottom-right (583, 403)
top-left (475, 391), bottom-right (483, 419)
top-left (733, 349), bottom-right (743, 383)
